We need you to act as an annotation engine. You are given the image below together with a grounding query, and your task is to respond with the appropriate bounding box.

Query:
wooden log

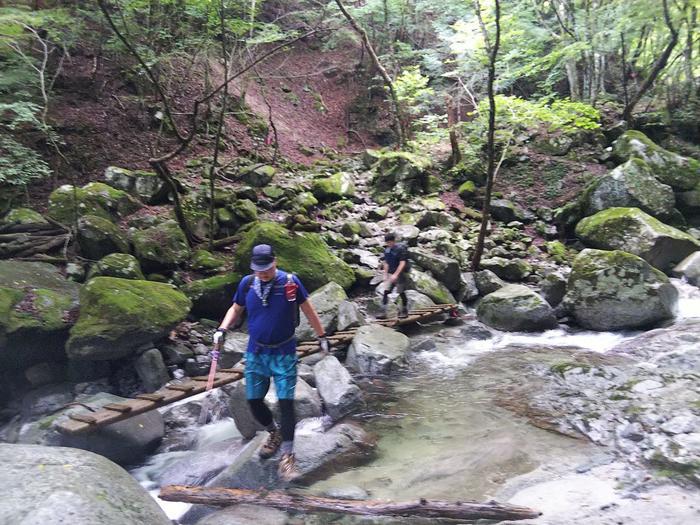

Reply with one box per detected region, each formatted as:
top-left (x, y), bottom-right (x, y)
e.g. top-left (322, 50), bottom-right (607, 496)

top-left (158, 486), bottom-right (540, 521)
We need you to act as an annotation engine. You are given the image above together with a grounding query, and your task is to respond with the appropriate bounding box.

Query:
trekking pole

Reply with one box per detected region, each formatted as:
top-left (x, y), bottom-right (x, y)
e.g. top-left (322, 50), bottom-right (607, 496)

top-left (198, 342), bottom-right (221, 426)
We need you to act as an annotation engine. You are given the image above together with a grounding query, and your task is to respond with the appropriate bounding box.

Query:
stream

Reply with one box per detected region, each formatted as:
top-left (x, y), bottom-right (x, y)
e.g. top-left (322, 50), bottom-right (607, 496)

top-left (131, 279), bottom-right (700, 523)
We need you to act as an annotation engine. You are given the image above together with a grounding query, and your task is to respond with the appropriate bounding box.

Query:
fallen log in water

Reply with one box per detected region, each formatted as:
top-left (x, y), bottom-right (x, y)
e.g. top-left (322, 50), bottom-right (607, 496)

top-left (159, 486), bottom-right (541, 521)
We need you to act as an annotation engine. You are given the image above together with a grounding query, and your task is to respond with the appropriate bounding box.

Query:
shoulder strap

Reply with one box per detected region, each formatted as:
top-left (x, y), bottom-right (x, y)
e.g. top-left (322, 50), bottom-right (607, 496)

top-left (244, 274), bottom-right (255, 294)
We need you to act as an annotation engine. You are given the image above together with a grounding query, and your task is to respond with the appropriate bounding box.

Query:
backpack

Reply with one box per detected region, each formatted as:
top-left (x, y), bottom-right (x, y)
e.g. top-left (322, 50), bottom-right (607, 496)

top-left (396, 243), bottom-right (412, 272)
top-left (234, 272), bottom-right (301, 328)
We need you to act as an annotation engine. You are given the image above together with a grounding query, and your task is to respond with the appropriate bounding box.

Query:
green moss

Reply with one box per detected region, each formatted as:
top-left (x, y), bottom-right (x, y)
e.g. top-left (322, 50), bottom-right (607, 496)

top-left (545, 240), bottom-right (568, 263)
top-left (234, 221), bottom-right (355, 291)
top-left (550, 361), bottom-right (590, 376)
top-left (2, 208), bottom-right (47, 225)
top-left (458, 180), bottom-right (476, 199)
top-left (262, 186), bottom-right (285, 200)
top-left (191, 250), bottom-right (229, 273)
top-left (48, 182), bottom-right (141, 224)
top-left (131, 220), bottom-right (191, 272)
top-left (67, 276), bottom-right (192, 360)
top-left (231, 199), bottom-right (258, 222)
top-left (88, 253), bottom-right (145, 280)
top-left (311, 172), bottom-right (356, 202)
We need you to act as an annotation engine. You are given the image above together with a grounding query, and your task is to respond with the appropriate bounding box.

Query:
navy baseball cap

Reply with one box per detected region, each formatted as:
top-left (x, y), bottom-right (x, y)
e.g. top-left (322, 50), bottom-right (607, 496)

top-left (250, 244), bottom-right (275, 271)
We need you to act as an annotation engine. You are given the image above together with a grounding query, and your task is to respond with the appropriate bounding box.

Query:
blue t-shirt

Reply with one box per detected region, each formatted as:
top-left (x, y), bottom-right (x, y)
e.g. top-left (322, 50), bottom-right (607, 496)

top-left (233, 270), bottom-right (309, 355)
top-left (382, 243), bottom-right (409, 273)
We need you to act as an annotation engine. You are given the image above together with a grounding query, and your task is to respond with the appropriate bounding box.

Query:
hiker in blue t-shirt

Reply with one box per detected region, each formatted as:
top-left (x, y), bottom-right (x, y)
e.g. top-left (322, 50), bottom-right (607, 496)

top-left (214, 244), bottom-right (329, 481)
top-left (379, 232), bottom-right (410, 318)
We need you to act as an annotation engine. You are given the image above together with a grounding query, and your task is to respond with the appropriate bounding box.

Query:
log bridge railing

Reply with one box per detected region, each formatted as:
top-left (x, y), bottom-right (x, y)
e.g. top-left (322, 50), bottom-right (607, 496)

top-left (56, 304), bottom-right (457, 435)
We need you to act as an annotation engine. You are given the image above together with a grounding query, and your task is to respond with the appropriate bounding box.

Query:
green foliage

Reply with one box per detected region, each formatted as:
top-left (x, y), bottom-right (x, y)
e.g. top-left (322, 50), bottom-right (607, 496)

top-left (0, 101), bottom-right (51, 186)
top-left (394, 66), bottom-right (433, 115)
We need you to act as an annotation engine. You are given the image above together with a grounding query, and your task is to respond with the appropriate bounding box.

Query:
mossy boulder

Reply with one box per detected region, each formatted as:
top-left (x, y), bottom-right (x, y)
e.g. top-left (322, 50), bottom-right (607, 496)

top-left (87, 253), bottom-right (145, 280)
top-left (296, 191), bottom-right (319, 210)
top-left (67, 277), bottom-right (191, 360)
top-left (311, 172), bottom-right (356, 202)
top-left (1, 207), bottom-right (48, 225)
top-left (77, 215), bottom-right (130, 261)
top-left (480, 257), bottom-right (533, 282)
top-left (48, 182), bottom-right (141, 224)
top-left (575, 207), bottom-right (700, 272)
top-left (406, 268), bottom-right (456, 304)
top-left (562, 249), bottom-right (677, 331)
top-left (181, 189), bottom-right (211, 239)
top-left (0, 261), bottom-right (80, 369)
top-left (369, 150), bottom-right (432, 196)
top-left (131, 220), bottom-right (191, 272)
top-left (613, 130), bottom-right (700, 190)
top-left (477, 284), bottom-right (558, 332)
top-left (677, 182), bottom-right (700, 223)
top-left (582, 159), bottom-right (676, 219)
top-left (182, 273), bottom-right (242, 320)
top-left (241, 164), bottom-right (276, 187)
top-left (191, 249), bottom-right (230, 274)
top-left (104, 166), bottom-right (167, 204)
top-left (458, 180), bottom-right (477, 200)
top-left (234, 222), bottom-right (355, 291)
top-left (229, 198), bottom-right (258, 223)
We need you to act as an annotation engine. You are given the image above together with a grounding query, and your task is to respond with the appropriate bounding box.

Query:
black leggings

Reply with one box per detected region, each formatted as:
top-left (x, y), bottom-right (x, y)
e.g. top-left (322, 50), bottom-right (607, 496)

top-left (248, 398), bottom-right (296, 442)
top-left (383, 284), bottom-right (407, 308)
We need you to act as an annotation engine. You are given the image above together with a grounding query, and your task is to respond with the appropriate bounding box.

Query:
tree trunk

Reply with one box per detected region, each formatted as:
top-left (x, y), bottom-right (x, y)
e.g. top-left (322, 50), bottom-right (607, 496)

top-left (334, 0), bottom-right (405, 147)
top-left (158, 486), bottom-right (541, 521)
top-left (447, 95), bottom-right (461, 168)
top-left (685, 5), bottom-right (697, 95)
top-left (471, 0), bottom-right (501, 272)
top-left (623, 0), bottom-right (679, 123)
top-left (565, 61), bottom-right (581, 100)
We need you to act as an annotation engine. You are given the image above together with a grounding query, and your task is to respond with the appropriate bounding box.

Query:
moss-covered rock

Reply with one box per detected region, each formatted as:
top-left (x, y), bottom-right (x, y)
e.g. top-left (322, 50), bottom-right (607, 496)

top-left (477, 284), bottom-right (558, 332)
top-left (409, 248), bottom-right (461, 291)
top-left (296, 281), bottom-right (348, 340)
top-left (181, 189), bottom-right (211, 239)
top-left (131, 220), bottom-right (191, 272)
top-left (1, 208), bottom-right (48, 225)
top-left (296, 191), bottom-right (319, 210)
top-left (583, 159), bottom-right (676, 219)
top-left (480, 257), bottom-right (533, 282)
top-left (182, 273), bottom-right (241, 320)
top-left (230, 198), bottom-right (258, 223)
top-left (241, 164), bottom-right (276, 187)
top-left (406, 268), bottom-right (456, 304)
top-left (77, 215), bottom-right (130, 261)
top-left (613, 130), bottom-right (700, 190)
top-left (234, 222), bottom-right (355, 291)
top-left (458, 180), bottom-right (477, 200)
top-left (575, 207), bottom-right (700, 272)
top-left (48, 182), bottom-right (141, 224)
top-left (562, 249), bottom-right (677, 331)
top-left (370, 150), bottom-right (432, 197)
top-left (104, 166), bottom-right (167, 204)
top-left (311, 172), bottom-right (356, 202)
top-left (0, 261), bottom-right (80, 369)
top-left (87, 253), bottom-right (145, 280)
top-left (340, 221), bottom-right (361, 237)
top-left (67, 277), bottom-right (191, 360)
top-left (191, 249), bottom-right (230, 274)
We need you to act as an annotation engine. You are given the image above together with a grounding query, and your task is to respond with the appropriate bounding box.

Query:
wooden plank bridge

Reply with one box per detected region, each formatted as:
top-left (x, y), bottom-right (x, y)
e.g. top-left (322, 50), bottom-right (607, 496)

top-left (56, 304), bottom-right (458, 435)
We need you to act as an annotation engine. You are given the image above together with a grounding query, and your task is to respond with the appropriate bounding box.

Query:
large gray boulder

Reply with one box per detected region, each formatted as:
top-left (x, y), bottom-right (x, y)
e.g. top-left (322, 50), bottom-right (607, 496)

top-left (134, 348), bottom-right (170, 391)
top-left (346, 324), bottom-right (410, 375)
top-left (87, 253), bottom-right (145, 280)
top-left (474, 269), bottom-right (506, 296)
top-left (575, 207), bottom-right (700, 272)
top-left (265, 378), bottom-right (322, 422)
top-left (196, 505), bottom-right (289, 525)
top-left (17, 392), bottom-right (164, 465)
top-left (296, 281), bottom-right (347, 340)
top-left (313, 355), bottom-right (364, 421)
top-left (0, 444), bottom-right (171, 525)
top-left (67, 277), bottom-right (191, 360)
top-left (104, 166), bottom-right (167, 204)
top-left (476, 285), bottom-right (558, 332)
top-left (672, 252), bottom-right (700, 286)
top-left (201, 421), bottom-right (372, 491)
top-left (582, 159), bottom-right (676, 219)
top-left (409, 248), bottom-right (461, 291)
top-left (562, 249), bottom-right (678, 331)
top-left (227, 381), bottom-right (264, 440)
top-left (131, 219), bottom-right (191, 272)
top-left (337, 300), bottom-right (366, 331)
top-left (480, 257), bottom-right (532, 282)
top-left (613, 130), bottom-right (700, 191)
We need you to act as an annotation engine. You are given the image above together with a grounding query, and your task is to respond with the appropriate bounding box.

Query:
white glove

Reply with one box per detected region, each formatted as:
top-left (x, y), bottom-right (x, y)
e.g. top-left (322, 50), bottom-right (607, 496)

top-left (213, 329), bottom-right (225, 347)
top-left (319, 336), bottom-right (330, 354)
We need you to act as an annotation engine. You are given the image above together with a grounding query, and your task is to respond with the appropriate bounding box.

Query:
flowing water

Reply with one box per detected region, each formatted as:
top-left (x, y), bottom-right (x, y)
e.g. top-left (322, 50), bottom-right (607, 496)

top-left (132, 279), bottom-right (700, 522)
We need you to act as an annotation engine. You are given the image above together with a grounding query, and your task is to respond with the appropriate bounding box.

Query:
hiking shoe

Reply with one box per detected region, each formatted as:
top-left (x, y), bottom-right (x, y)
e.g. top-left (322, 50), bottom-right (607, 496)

top-left (259, 427), bottom-right (282, 459)
top-left (399, 307), bottom-right (409, 319)
top-left (278, 453), bottom-right (301, 482)
top-left (377, 306), bottom-right (388, 319)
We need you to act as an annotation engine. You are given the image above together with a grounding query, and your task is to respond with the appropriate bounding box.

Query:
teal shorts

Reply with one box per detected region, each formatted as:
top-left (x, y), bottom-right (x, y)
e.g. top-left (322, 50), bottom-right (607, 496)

top-left (245, 351), bottom-right (297, 400)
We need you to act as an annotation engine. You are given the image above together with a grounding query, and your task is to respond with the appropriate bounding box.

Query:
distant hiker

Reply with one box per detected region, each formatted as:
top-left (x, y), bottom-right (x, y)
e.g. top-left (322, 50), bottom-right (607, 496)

top-left (379, 232), bottom-right (410, 319)
top-left (214, 244), bottom-right (330, 481)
